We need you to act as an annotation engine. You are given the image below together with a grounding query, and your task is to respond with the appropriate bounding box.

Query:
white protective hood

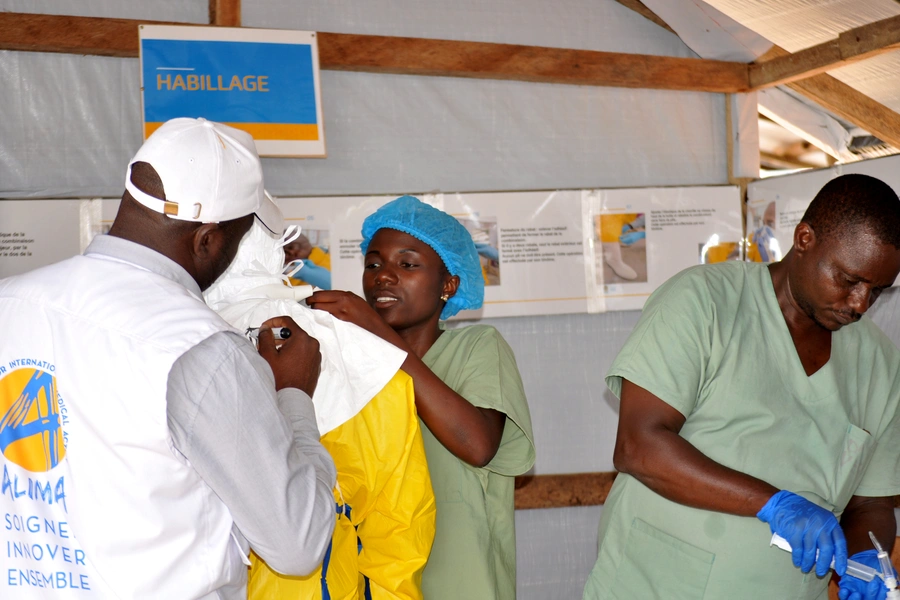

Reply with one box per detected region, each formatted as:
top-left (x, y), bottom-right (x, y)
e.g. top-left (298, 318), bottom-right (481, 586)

top-left (205, 219), bottom-right (408, 435)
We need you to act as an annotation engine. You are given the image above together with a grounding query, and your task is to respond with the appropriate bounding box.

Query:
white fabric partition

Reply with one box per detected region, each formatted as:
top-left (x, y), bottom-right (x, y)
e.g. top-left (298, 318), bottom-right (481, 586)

top-left (0, 0), bottom-right (728, 198)
top-left (0, 58), bottom-right (728, 197)
top-left (516, 505), bottom-right (604, 599)
top-left (481, 310), bottom-right (641, 598)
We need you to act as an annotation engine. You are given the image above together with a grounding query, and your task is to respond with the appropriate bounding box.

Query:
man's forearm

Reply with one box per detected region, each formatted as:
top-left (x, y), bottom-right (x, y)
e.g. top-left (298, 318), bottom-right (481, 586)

top-left (616, 425), bottom-right (779, 517)
top-left (615, 379), bottom-right (779, 517)
top-left (840, 495), bottom-right (896, 555)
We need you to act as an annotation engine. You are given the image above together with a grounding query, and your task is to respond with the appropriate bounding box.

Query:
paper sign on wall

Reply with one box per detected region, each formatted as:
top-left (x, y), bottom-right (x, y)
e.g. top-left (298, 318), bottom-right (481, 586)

top-left (67, 186), bottom-right (743, 317)
top-left (0, 200), bottom-right (86, 279)
top-left (278, 193), bottom-right (591, 318)
top-left (139, 25), bottom-right (325, 157)
top-left (276, 187), bottom-right (742, 316)
top-left (442, 191), bottom-right (590, 318)
top-left (585, 186), bottom-right (743, 311)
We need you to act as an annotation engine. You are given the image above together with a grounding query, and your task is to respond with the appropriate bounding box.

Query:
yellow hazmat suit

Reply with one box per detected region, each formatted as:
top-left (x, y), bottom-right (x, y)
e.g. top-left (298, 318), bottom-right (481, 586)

top-left (703, 242), bottom-right (739, 264)
top-left (248, 370), bottom-right (436, 600)
top-left (597, 213), bottom-right (639, 243)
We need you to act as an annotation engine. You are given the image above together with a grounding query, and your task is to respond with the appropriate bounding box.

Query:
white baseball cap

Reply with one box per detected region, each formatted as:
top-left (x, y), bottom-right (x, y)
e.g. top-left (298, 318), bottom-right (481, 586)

top-left (125, 117), bottom-right (284, 234)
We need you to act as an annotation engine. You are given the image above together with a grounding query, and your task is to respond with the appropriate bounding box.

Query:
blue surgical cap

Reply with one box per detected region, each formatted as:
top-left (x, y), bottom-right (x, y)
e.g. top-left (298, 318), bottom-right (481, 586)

top-left (360, 195), bottom-right (484, 320)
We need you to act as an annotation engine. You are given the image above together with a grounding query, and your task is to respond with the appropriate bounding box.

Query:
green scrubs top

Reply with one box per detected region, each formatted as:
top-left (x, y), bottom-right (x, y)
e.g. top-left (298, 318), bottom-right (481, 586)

top-left (421, 324), bottom-right (536, 600)
top-left (583, 262), bottom-right (900, 600)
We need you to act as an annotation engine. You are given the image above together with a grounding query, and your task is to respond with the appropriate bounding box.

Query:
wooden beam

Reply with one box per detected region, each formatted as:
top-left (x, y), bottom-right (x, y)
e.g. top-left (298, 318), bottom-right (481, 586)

top-left (209, 0), bottom-right (241, 28)
top-left (611, 0), bottom-right (676, 34)
top-left (0, 12), bottom-right (176, 58)
top-left (785, 66), bottom-right (900, 150)
top-left (315, 32), bottom-right (749, 92)
top-left (760, 150), bottom-right (822, 171)
top-left (6, 9), bottom-right (896, 148)
top-left (514, 472), bottom-right (617, 510)
top-left (0, 12), bottom-right (750, 92)
top-left (610, 0), bottom-right (900, 153)
top-left (750, 14), bottom-right (900, 89)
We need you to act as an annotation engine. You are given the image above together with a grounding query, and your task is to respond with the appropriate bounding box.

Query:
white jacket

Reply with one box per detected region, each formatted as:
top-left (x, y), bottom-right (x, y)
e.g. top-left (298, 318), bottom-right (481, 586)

top-left (0, 252), bottom-right (245, 598)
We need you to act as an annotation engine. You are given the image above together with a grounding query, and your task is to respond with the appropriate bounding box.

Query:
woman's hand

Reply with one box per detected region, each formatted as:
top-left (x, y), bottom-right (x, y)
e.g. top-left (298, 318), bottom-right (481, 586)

top-left (309, 291), bottom-right (504, 466)
top-left (307, 290), bottom-right (393, 339)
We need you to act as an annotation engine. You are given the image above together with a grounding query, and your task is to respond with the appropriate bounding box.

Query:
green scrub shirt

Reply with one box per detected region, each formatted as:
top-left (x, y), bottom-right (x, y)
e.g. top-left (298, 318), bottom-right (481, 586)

top-left (420, 324), bottom-right (536, 600)
top-left (583, 262), bottom-right (900, 600)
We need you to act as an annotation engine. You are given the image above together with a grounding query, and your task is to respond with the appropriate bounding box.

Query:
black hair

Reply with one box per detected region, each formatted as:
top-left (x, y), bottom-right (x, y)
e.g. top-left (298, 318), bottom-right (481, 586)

top-left (801, 174), bottom-right (900, 248)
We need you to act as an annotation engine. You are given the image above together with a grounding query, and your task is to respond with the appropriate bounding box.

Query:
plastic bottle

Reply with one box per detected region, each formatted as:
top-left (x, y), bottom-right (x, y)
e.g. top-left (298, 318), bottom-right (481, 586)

top-left (868, 531), bottom-right (900, 600)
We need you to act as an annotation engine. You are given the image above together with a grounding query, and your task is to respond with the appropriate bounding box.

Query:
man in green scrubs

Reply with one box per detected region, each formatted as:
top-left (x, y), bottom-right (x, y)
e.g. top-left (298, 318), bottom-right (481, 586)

top-left (583, 174), bottom-right (900, 600)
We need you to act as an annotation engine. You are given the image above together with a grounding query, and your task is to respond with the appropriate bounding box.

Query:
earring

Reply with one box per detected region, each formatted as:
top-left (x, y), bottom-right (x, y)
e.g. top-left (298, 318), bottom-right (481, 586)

top-left (440, 294), bottom-right (449, 302)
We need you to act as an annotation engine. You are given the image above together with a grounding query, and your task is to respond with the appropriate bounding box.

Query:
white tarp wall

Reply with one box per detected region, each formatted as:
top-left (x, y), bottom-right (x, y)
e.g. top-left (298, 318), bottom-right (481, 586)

top-left (0, 1), bottom-right (731, 597)
top-left (0, 0), bottom-right (728, 198)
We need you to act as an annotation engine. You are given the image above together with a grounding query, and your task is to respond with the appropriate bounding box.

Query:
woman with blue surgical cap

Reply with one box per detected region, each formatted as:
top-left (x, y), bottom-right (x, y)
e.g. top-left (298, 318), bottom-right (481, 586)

top-left (308, 195), bottom-right (535, 600)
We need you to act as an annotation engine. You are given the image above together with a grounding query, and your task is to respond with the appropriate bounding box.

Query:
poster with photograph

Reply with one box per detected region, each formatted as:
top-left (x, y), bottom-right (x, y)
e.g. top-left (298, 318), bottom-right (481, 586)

top-left (280, 192), bottom-right (589, 318)
top-left (746, 168), bottom-right (833, 265)
top-left (73, 186), bottom-right (741, 318)
top-left (442, 191), bottom-right (589, 318)
top-left (745, 197), bottom-right (780, 263)
top-left (747, 155), bottom-right (900, 285)
top-left (585, 186), bottom-right (743, 311)
top-left (277, 195), bottom-right (416, 293)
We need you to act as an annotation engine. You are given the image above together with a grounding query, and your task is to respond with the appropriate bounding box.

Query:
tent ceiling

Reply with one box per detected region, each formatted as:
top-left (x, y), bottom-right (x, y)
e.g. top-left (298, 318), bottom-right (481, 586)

top-left (704, 0), bottom-right (900, 54)
top-left (633, 0), bottom-right (900, 173)
top-left (704, 0), bottom-right (900, 113)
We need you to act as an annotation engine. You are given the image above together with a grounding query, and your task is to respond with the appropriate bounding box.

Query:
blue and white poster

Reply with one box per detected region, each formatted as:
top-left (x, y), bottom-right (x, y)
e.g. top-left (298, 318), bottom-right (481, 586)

top-left (139, 25), bottom-right (326, 157)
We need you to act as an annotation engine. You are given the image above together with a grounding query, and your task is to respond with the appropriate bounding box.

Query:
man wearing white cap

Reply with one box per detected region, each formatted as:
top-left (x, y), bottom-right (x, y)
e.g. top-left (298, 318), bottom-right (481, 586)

top-left (0, 118), bottom-right (336, 598)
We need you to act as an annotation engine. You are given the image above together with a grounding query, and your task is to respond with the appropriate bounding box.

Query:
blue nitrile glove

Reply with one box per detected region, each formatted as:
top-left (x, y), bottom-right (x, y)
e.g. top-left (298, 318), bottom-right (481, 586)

top-left (297, 259), bottom-right (332, 290)
top-left (757, 490), bottom-right (848, 577)
top-left (839, 550), bottom-right (890, 600)
top-left (619, 230), bottom-right (646, 246)
top-left (474, 242), bottom-right (500, 262)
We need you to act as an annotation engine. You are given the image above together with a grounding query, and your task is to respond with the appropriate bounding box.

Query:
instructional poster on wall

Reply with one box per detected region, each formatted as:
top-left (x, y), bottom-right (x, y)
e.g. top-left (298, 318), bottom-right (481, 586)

top-left (747, 155), bottom-right (900, 286)
top-left (441, 191), bottom-right (589, 318)
top-left (278, 194), bottom-right (418, 294)
top-left (585, 186), bottom-right (743, 311)
top-left (74, 185), bottom-right (743, 317)
top-left (746, 169), bottom-right (832, 264)
top-left (0, 200), bottom-right (85, 279)
top-left (96, 200), bottom-right (120, 239)
top-left (278, 192), bottom-right (589, 318)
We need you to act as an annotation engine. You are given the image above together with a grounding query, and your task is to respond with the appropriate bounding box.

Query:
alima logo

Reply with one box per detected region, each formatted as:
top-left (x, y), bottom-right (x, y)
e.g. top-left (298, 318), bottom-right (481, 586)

top-left (0, 368), bottom-right (64, 473)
